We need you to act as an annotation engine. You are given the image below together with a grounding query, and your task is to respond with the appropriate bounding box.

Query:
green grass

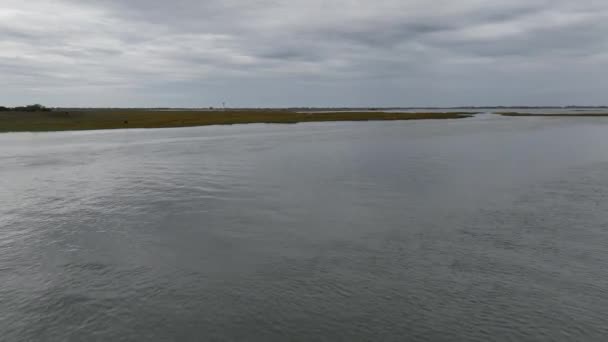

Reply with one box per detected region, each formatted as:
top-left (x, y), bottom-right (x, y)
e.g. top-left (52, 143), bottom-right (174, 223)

top-left (0, 110), bottom-right (475, 133)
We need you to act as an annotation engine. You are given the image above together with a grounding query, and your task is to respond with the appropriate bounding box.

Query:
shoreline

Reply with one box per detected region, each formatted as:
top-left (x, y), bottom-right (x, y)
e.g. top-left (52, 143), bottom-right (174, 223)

top-left (0, 110), bottom-right (475, 133)
top-left (497, 112), bottom-right (608, 117)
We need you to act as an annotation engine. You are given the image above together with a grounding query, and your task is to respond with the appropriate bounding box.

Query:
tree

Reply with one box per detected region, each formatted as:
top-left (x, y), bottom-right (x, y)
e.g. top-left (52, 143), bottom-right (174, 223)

top-left (13, 104), bottom-right (52, 112)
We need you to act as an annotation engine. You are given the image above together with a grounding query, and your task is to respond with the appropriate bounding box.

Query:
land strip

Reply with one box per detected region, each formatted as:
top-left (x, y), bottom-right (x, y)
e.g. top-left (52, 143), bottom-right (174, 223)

top-left (0, 110), bottom-right (475, 132)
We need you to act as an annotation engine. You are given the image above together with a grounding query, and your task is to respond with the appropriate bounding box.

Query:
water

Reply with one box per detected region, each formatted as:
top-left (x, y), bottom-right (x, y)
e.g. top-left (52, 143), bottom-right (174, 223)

top-left (2, 115), bottom-right (608, 341)
top-left (311, 107), bottom-right (608, 114)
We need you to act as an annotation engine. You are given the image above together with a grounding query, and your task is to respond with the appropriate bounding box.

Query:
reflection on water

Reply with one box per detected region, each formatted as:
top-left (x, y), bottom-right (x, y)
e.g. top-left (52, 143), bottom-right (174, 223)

top-left (2, 116), bottom-right (608, 341)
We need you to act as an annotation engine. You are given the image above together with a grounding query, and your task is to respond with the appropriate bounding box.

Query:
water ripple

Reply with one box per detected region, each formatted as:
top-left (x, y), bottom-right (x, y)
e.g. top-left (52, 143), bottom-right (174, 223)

top-left (2, 119), bottom-right (608, 340)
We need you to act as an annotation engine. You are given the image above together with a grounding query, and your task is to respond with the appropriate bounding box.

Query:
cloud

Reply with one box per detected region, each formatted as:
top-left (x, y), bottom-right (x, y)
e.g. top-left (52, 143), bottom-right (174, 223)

top-left (1, 0), bottom-right (607, 106)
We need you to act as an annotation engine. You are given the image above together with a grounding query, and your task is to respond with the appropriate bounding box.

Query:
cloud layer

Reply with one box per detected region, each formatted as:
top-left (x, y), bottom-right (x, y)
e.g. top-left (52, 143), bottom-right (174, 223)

top-left (2, 0), bottom-right (608, 107)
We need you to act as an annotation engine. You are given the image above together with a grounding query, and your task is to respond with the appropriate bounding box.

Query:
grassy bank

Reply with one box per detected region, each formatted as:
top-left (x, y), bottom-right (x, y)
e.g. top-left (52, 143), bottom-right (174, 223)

top-left (0, 110), bottom-right (474, 133)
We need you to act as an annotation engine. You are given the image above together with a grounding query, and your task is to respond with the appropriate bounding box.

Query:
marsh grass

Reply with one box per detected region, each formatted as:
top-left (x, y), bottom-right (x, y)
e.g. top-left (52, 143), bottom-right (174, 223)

top-left (0, 110), bottom-right (474, 132)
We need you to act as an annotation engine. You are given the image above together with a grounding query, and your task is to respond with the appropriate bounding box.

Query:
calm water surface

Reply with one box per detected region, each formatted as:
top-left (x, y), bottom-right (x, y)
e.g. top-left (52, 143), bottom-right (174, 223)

top-left (2, 115), bottom-right (608, 341)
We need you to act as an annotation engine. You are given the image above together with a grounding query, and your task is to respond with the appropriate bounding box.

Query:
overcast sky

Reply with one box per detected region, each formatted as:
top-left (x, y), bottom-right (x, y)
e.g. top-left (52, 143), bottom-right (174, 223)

top-left (1, 0), bottom-right (607, 107)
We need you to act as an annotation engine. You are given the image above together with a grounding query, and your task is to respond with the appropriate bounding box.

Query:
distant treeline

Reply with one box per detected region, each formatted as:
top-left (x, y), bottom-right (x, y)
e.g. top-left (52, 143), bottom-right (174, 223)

top-left (0, 104), bottom-right (52, 112)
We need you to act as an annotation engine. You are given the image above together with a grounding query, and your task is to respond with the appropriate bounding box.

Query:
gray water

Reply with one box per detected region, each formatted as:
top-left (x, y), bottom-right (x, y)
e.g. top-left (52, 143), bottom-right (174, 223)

top-left (2, 114), bottom-right (608, 341)
top-left (313, 107), bottom-right (608, 114)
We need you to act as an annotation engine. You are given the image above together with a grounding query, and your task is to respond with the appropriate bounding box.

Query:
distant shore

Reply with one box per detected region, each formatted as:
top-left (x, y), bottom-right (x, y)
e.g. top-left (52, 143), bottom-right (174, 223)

top-left (0, 110), bottom-right (475, 133)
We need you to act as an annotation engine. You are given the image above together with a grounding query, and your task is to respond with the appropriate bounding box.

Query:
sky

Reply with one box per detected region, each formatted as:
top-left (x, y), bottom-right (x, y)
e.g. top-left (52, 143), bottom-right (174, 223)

top-left (1, 0), bottom-right (607, 107)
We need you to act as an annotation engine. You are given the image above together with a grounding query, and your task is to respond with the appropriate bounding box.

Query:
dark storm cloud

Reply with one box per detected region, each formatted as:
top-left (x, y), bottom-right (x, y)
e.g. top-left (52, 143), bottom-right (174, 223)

top-left (1, 0), bottom-right (608, 106)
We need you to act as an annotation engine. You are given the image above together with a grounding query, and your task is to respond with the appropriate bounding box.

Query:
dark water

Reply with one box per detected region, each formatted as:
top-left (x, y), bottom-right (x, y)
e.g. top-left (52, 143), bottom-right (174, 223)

top-left (2, 115), bottom-right (608, 341)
